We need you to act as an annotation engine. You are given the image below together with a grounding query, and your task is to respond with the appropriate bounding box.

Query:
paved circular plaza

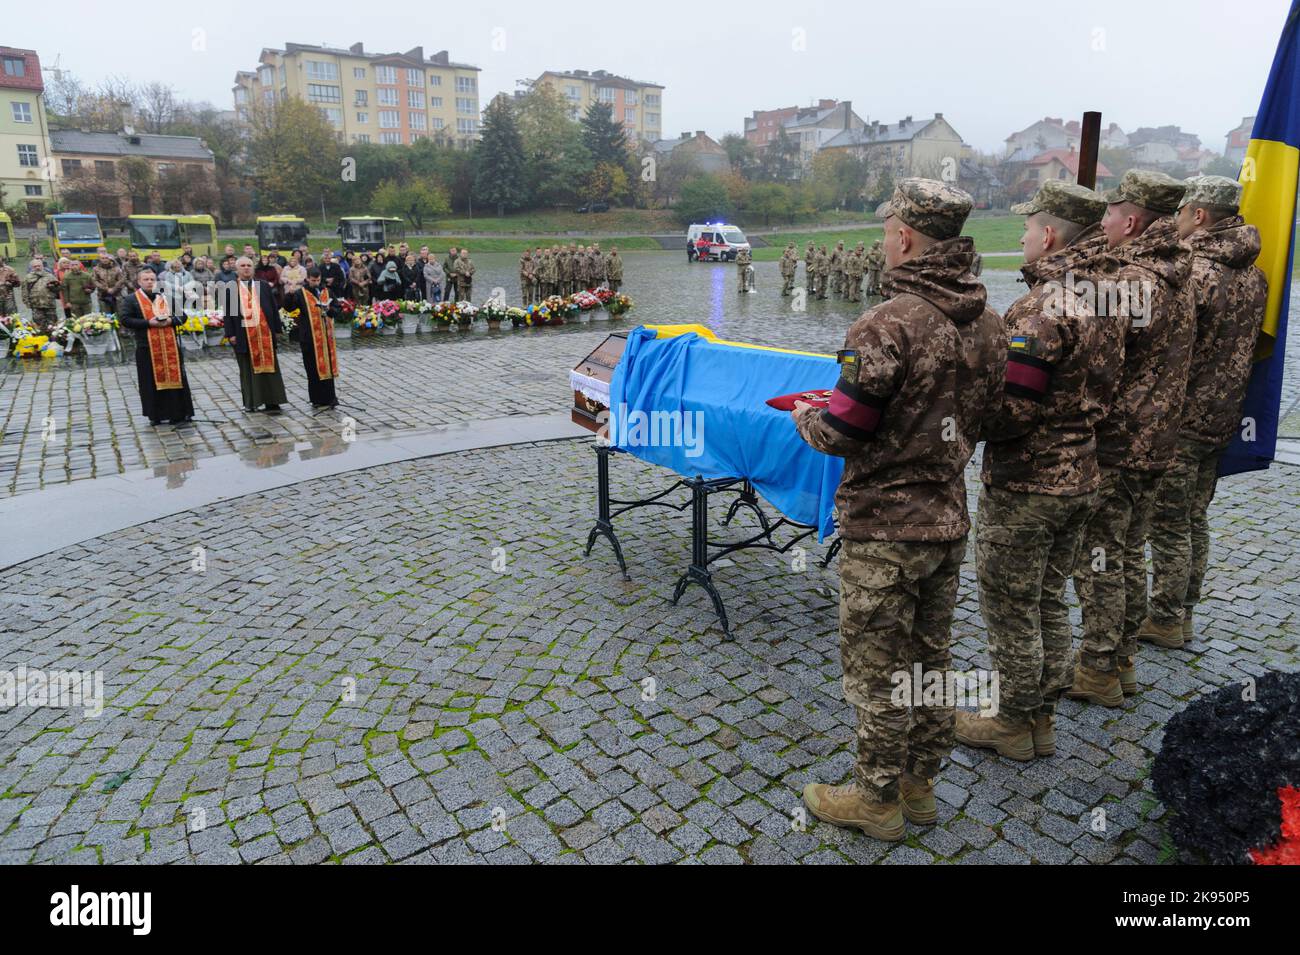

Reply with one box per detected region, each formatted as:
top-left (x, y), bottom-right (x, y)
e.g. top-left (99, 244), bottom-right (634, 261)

top-left (1, 254), bottom-right (1298, 864)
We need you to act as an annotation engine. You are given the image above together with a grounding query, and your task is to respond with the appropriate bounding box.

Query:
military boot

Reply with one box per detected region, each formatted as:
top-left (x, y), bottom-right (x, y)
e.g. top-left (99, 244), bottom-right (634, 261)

top-left (1136, 615), bottom-right (1183, 649)
top-left (1064, 662), bottom-right (1124, 707)
top-left (1032, 710), bottom-right (1056, 757)
top-left (1182, 607), bottom-right (1195, 644)
top-left (899, 772), bottom-right (937, 826)
top-left (802, 782), bottom-right (905, 841)
top-left (1118, 657), bottom-right (1137, 697)
top-left (954, 710), bottom-right (1034, 761)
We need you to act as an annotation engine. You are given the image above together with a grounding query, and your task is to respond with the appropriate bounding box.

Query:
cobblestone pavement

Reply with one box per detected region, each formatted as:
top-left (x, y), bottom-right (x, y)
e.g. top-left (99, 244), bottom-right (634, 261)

top-left (1, 437), bottom-right (1295, 864)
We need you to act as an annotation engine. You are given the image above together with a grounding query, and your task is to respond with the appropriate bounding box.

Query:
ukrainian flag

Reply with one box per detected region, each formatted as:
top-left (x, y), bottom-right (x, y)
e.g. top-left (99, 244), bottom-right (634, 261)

top-left (1221, 0), bottom-right (1300, 475)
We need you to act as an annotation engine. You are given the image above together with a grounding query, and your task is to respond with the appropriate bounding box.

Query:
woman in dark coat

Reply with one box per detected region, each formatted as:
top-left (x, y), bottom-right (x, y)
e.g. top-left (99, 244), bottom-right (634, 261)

top-left (373, 260), bottom-right (404, 302)
top-left (282, 266), bottom-right (339, 408)
top-left (117, 268), bottom-right (195, 426)
top-left (398, 253), bottom-right (423, 300)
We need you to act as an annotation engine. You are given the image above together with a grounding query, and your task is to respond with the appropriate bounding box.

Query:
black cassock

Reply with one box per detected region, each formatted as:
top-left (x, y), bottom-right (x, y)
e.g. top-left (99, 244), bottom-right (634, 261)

top-left (283, 288), bottom-right (339, 407)
top-left (118, 290), bottom-right (195, 425)
top-left (222, 279), bottom-right (286, 411)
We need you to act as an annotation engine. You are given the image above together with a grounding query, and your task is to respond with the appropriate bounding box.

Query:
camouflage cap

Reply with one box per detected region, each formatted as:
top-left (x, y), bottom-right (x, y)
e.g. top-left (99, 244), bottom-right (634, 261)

top-left (874, 178), bottom-right (973, 240)
top-left (1100, 168), bottom-right (1186, 214)
top-left (1010, 179), bottom-right (1106, 225)
top-left (1178, 174), bottom-right (1242, 212)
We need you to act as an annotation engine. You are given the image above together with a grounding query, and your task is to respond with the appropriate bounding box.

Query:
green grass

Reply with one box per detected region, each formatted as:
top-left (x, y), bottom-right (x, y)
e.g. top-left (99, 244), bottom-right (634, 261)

top-left (754, 214), bottom-right (1027, 262)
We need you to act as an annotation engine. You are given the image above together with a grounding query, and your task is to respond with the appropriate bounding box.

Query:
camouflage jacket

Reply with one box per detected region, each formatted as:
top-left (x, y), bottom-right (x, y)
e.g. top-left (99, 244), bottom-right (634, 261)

top-left (846, 251), bottom-right (865, 277)
top-left (1178, 215), bottom-right (1268, 448)
top-left (1092, 218), bottom-right (1195, 472)
top-left (605, 254), bottom-right (623, 281)
top-left (0, 265), bottom-right (19, 292)
top-left (795, 237), bottom-right (1006, 542)
top-left (91, 262), bottom-right (125, 296)
top-left (779, 253), bottom-right (797, 277)
top-left (980, 259), bottom-right (1107, 496)
top-left (22, 271), bottom-right (60, 309)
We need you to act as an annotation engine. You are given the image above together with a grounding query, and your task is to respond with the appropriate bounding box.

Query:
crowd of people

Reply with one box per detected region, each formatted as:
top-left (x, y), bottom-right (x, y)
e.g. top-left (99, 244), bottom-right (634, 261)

top-left (792, 171), bottom-right (1267, 843)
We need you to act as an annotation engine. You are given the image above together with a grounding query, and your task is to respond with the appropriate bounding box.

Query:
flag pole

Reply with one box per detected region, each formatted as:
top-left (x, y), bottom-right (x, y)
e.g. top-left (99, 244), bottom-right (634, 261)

top-left (1076, 111), bottom-right (1102, 189)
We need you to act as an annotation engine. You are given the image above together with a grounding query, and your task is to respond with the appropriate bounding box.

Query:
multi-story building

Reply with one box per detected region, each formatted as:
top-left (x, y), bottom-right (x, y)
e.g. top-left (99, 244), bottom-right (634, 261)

top-left (0, 47), bottom-right (56, 219)
top-left (50, 129), bottom-right (216, 217)
top-left (1003, 116), bottom-right (1127, 160)
top-left (234, 42), bottom-right (481, 147)
top-left (532, 69), bottom-right (663, 143)
top-left (650, 131), bottom-right (729, 175)
top-left (743, 100), bottom-right (856, 152)
top-left (822, 113), bottom-right (964, 182)
top-left (743, 104), bottom-right (806, 148)
top-left (1225, 116), bottom-right (1255, 165)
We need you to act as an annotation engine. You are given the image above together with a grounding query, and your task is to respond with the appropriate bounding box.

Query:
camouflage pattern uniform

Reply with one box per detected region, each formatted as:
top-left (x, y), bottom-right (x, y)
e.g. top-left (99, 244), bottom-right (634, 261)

top-left (794, 179), bottom-right (1005, 805)
top-left (976, 181), bottom-right (1112, 724)
top-left (21, 266), bottom-right (61, 334)
top-left (0, 263), bottom-right (19, 315)
top-left (454, 250), bottom-right (475, 301)
top-left (866, 240), bottom-right (885, 296)
top-left (605, 250), bottom-right (623, 292)
top-left (813, 245), bottom-right (830, 299)
top-left (845, 242), bottom-right (865, 302)
top-left (829, 241), bottom-right (845, 297)
top-left (779, 243), bottom-right (797, 296)
top-left (91, 258), bottom-right (125, 314)
top-left (804, 241), bottom-right (816, 293)
top-left (122, 255), bottom-right (143, 290)
top-left (62, 265), bottom-right (94, 317)
top-left (1074, 170), bottom-right (1195, 676)
top-left (735, 246), bottom-right (753, 293)
top-left (1148, 178), bottom-right (1268, 630)
top-left (522, 251), bottom-right (537, 305)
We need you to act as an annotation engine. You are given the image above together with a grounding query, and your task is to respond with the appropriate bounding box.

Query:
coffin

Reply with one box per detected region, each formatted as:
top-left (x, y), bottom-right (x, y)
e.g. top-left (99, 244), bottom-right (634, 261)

top-left (570, 332), bottom-right (627, 432)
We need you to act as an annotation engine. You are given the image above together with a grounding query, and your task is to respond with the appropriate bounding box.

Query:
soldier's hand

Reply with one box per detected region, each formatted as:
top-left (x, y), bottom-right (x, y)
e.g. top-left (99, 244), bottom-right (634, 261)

top-left (791, 400), bottom-right (812, 421)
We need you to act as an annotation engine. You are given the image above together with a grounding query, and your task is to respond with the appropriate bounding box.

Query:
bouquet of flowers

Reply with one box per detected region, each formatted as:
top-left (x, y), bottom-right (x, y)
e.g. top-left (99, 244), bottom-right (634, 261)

top-left (559, 296), bottom-right (582, 320)
top-left (352, 306), bottom-right (385, 332)
top-left (68, 313), bottom-right (118, 338)
top-left (400, 298), bottom-right (433, 314)
top-left (279, 307), bottom-right (300, 335)
top-left (372, 299), bottom-right (400, 323)
top-left (525, 302), bottom-right (563, 327)
top-left (203, 310), bottom-right (226, 330)
top-left (506, 306), bottom-right (528, 328)
top-left (334, 298), bottom-right (357, 323)
top-left (433, 300), bottom-right (457, 326)
top-left (572, 290), bottom-right (601, 311)
top-left (479, 301), bottom-right (508, 325)
top-left (13, 334), bottom-right (50, 358)
top-left (0, 314), bottom-right (31, 336)
top-left (455, 301), bottom-right (478, 325)
top-left (606, 293), bottom-right (634, 317)
top-left (594, 287), bottom-right (615, 305)
top-left (179, 313), bottom-right (208, 333)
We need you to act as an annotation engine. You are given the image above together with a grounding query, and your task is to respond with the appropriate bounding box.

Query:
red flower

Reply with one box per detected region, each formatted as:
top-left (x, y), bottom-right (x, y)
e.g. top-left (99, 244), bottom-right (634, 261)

top-left (1250, 786), bottom-right (1300, 865)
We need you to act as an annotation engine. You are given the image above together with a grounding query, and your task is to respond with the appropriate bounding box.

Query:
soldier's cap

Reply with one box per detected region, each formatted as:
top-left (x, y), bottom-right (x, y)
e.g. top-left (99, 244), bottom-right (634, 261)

top-left (1178, 174), bottom-right (1242, 212)
top-left (874, 178), bottom-right (973, 240)
top-left (1010, 179), bottom-right (1106, 225)
top-left (1101, 168), bottom-right (1186, 215)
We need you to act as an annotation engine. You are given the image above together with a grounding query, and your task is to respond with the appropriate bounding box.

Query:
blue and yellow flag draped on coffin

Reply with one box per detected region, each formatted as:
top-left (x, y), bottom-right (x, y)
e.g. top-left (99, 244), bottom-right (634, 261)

top-left (610, 326), bottom-right (844, 539)
top-left (1220, 0), bottom-right (1300, 476)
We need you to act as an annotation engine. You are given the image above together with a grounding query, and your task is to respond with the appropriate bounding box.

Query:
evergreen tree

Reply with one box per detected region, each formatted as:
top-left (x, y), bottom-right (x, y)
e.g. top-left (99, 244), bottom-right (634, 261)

top-left (580, 102), bottom-right (628, 170)
top-left (474, 95), bottom-right (528, 217)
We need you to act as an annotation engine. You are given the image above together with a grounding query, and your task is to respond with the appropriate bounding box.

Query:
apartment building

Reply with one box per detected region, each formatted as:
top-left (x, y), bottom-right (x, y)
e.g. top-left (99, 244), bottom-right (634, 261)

top-left (0, 46), bottom-right (56, 218)
top-left (233, 42), bottom-right (481, 146)
top-left (532, 69), bottom-right (663, 143)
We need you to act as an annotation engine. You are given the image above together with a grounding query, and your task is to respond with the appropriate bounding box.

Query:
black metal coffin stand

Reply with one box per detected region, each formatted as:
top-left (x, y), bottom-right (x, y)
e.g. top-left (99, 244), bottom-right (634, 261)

top-left (583, 443), bottom-right (840, 639)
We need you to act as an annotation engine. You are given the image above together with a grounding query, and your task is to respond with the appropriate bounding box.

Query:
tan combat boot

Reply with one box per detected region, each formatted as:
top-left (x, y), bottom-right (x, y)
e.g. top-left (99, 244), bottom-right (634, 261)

top-left (1137, 615), bottom-right (1184, 649)
top-left (1064, 662), bottom-right (1125, 707)
top-left (802, 782), bottom-right (905, 841)
top-left (900, 772), bottom-right (938, 826)
top-left (1118, 657), bottom-right (1137, 696)
top-left (1182, 607), bottom-right (1195, 644)
top-left (1032, 711), bottom-right (1056, 757)
top-left (954, 710), bottom-right (1035, 761)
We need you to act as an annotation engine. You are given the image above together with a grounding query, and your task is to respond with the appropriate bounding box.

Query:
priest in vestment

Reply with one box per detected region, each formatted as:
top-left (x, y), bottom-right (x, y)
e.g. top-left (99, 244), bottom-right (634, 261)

top-left (282, 266), bottom-right (340, 408)
top-left (223, 256), bottom-right (286, 412)
top-left (117, 268), bottom-right (195, 425)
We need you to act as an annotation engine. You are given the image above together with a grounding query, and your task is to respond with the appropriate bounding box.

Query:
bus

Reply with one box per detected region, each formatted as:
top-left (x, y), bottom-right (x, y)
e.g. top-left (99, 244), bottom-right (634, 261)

top-left (255, 215), bottom-right (309, 258)
top-left (48, 212), bottom-right (104, 264)
top-left (127, 214), bottom-right (218, 260)
top-left (0, 211), bottom-right (14, 260)
top-left (338, 216), bottom-right (403, 253)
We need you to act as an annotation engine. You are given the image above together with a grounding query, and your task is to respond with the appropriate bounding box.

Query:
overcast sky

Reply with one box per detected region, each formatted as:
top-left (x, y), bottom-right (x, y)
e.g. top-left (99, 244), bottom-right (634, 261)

top-left (12, 0), bottom-right (1289, 153)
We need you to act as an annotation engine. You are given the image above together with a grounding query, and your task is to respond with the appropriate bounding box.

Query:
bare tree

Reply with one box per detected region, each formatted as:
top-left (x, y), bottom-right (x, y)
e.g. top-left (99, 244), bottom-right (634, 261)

top-left (137, 82), bottom-right (178, 134)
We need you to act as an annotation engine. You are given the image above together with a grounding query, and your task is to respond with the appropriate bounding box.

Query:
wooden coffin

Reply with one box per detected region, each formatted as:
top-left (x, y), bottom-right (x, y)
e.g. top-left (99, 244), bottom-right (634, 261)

top-left (570, 332), bottom-right (627, 432)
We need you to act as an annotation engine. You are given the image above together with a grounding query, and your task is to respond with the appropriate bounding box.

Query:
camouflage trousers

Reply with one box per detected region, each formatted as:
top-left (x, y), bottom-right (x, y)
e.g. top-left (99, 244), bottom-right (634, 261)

top-left (805, 268), bottom-right (815, 293)
top-left (1073, 467), bottom-right (1161, 672)
top-left (976, 484), bottom-right (1095, 721)
top-left (831, 269), bottom-right (844, 296)
top-left (839, 536), bottom-right (966, 804)
top-left (1147, 438), bottom-right (1223, 626)
top-left (607, 280), bottom-right (620, 293)
top-left (780, 272), bottom-right (795, 295)
top-left (29, 307), bottom-right (58, 336)
top-left (846, 274), bottom-right (863, 302)
top-left (867, 269), bottom-right (881, 296)
top-left (0, 289), bottom-right (15, 315)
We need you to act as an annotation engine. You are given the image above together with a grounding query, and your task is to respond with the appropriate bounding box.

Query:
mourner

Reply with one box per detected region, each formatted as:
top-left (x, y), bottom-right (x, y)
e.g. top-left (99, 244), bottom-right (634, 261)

top-left (117, 268), bottom-right (195, 427)
top-left (224, 256), bottom-right (287, 413)
top-left (282, 266), bottom-right (341, 409)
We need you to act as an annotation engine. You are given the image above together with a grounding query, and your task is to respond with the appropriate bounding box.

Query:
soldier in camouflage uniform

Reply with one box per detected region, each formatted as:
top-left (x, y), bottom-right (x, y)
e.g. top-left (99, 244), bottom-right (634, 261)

top-left (1140, 176), bottom-right (1268, 650)
top-left (866, 240), bottom-right (885, 296)
top-left (813, 245), bottom-right (830, 299)
top-left (21, 259), bottom-right (61, 335)
top-left (0, 258), bottom-right (20, 316)
top-left (734, 245), bottom-right (753, 293)
top-left (804, 241), bottom-right (816, 294)
top-left (955, 181), bottom-right (1112, 760)
top-left (454, 249), bottom-right (475, 301)
top-left (829, 241), bottom-right (845, 297)
top-left (1067, 169), bottom-right (1195, 706)
top-left (91, 249), bottom-right (125, 315)
top-left (61, 259), bottom-right (94, 318)
top-left (605, 247), bottom-right (623, 292)
top-left (520, 250), bottom-right (536, 306)
top-left (793, 179), bottom-right (1005, 839)
top-left (845, 242), bottom-right (865, 302)
top-left (779, 243), bottom-right (797, 296)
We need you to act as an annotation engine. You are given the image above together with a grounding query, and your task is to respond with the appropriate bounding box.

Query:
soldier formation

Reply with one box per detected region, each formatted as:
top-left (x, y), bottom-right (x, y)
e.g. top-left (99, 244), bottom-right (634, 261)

top-left (517, 244), bottom-right (625, 305)
top-left (790, 171), bottom-right (1267, 842)
top-left (781, 237), bottom-right (885, 302)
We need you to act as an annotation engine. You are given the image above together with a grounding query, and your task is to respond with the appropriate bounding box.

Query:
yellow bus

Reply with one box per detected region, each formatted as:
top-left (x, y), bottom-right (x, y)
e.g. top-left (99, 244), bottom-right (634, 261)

top-left (255, 215), bottom-right (309, 258)
top-left (0, 211), bottom-right (15, 260)
top-left (127, 214), bottom-right (218, 260)
top-left (48, 212), bottom-right (104, 264)
top-left (338, 216), bottom-right (403, 253)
